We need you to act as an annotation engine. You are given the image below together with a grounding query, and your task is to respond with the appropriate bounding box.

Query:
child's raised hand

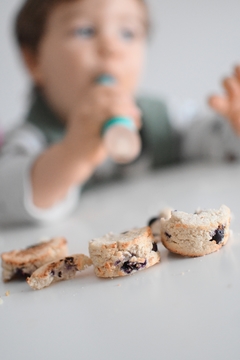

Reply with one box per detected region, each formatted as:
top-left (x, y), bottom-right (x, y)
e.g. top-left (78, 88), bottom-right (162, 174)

top-left (208, 65), bottom-right (240, 135)
top-left (30, 86), bottom-right (141, 209)
top-left (63, 85), bottom-right (141, 166)
top-left (65, 86), bottom-right (142, 166)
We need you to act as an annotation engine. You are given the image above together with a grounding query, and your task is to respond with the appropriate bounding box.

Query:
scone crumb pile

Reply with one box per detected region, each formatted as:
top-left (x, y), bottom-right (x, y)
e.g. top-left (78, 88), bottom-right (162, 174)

top-left (160, 205), bottom-right (231, 257)
top-left (89, 226), bottom-right (160, 278)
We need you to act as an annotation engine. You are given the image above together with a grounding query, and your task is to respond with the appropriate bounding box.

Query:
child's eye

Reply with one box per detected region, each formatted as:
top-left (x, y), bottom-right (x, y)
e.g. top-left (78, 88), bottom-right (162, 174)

top-left (74, 26), bottom-right (95, 38)
top-left (120, 28), bottom-right (136, 41)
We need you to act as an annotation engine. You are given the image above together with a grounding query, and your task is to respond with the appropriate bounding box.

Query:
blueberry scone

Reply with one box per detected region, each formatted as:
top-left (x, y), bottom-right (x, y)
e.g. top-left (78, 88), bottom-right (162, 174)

top-left (148, 207), bottom-right (173, 243)
top-left (27, 254), bottom-right (92, 290)
top-left (160, 205), bottom-right (231, 257)
top-left (1, 238), bottom-right (68, 282)
top-left (89, 226), bottom-right (160, 278)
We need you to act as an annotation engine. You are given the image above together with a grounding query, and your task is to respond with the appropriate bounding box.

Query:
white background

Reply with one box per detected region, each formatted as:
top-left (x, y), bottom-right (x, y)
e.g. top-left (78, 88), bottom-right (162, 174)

top-left (0, 0), bottom-right (240, 131)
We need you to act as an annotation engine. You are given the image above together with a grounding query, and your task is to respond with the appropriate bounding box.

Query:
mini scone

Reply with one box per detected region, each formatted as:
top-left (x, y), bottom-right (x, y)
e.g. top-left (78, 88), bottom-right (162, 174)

top-left (160, 205), bottom-right (231, 257)
top-left (27, 254), bottom-right (92, 290)
top-left (1, 238), bottom-right (68, 282)
top-left (89, 226), bottom-right (160, 278)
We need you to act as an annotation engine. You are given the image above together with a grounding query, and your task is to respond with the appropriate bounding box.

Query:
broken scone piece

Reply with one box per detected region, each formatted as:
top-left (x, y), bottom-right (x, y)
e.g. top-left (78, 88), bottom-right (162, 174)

top-left (160, 205), bottom-right (231, 257)
top-left (1, 238), bottom-right (68, 282)
top-left (89, 226), bottom-right (160, 278)
top-left (27, 254), bottom-right (92, 290)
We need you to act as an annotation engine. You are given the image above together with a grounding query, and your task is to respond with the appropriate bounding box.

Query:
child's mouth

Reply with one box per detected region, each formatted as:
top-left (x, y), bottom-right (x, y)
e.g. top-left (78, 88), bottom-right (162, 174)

top-left (95, 74), bottom-right (116, 85)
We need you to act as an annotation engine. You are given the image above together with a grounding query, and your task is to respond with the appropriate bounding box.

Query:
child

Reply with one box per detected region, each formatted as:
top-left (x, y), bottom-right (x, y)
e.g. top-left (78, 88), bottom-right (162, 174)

top-left (0, 0), bottom-right (240, 225)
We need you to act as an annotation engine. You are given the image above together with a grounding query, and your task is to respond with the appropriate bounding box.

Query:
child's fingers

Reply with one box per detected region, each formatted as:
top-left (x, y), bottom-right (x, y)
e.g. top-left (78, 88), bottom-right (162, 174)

top-left (131, 107), bottom-right (142, 129)
top-left (105, 102), bottom-right (142, 129)
top-left (208, 95), bottom-right (230, 116)
top-left (209, 92), bottom-right (240, 136)
top-left (223, 77), bottom-right (240, 101)
top-left (95, 87), bottom-right (142, 128)
top-left (122, 105), bottom-right (142, 130)
top-left (234, 65), bottom-right (240, 82)
top-left (73, 87), bottom-right (142, 134)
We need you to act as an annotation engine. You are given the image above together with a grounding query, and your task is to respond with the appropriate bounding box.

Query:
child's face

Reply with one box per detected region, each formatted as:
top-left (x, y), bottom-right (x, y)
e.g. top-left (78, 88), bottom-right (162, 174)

top-left (29, 0), bottom-right (147, 119)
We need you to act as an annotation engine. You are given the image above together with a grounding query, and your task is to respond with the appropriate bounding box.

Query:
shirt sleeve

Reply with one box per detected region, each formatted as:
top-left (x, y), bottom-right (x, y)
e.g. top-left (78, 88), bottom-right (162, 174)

top-left (0, 124), bottom-right (79, 226)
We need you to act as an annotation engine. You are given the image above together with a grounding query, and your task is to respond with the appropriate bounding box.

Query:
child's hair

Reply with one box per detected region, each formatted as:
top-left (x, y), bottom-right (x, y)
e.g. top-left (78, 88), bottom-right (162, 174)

top-left (15, 0), bottom-right (149, 54)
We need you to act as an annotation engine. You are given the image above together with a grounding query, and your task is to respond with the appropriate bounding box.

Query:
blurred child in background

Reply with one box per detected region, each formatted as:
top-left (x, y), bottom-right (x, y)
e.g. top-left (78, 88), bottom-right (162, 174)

top-left (1, 0), bottom-right (240, 225)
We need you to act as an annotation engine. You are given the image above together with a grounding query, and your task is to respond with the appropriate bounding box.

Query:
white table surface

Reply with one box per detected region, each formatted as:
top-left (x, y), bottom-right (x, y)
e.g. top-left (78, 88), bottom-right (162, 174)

top-left (1, 162), bottom-right (240, 360)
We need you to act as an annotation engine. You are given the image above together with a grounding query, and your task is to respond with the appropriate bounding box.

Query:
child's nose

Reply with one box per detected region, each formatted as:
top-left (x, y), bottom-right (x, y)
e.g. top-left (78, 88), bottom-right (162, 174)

top-left (97, 35), bottom-right (123, 58)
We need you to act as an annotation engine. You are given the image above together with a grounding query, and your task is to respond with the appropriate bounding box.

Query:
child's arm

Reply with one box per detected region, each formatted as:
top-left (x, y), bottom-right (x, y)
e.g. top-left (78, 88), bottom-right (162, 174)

top-left (0, 87), bottom-right (140, 225)
top-left (31, 86), bottom-right (141, 209)
top-left (0, 124), bottom-right (80, 225)
top-left (208, 65), bottom-right (240, 134)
